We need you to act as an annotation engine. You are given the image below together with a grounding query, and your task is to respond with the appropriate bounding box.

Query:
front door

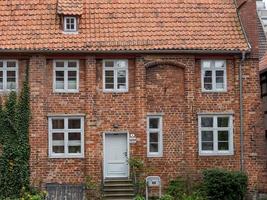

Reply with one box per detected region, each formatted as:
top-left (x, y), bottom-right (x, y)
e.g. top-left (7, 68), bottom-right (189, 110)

top-left (104, 133), bottom-right (129, 178)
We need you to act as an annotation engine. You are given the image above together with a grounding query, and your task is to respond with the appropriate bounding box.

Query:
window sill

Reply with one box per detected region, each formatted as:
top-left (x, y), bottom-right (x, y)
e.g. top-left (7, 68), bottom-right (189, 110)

top-left (53, 90), bottom-right (79, 94)
top-left (201, 90), bottom-right (228, 93)
top-left (63, 31), bottom-right (79, 35)
top-left (147, 154), bottom-right (163, 158)
top-left (199, 152), bottom-right (234, 156)
top-left (49, 155), bottom-right (84, 159)
top-left (103, 89), bottom-right (129, 94)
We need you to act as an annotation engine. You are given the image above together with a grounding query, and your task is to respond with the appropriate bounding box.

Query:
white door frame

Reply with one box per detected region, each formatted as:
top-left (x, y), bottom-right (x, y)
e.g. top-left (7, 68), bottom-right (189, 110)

top-left (103, 132), bottom-right (130, 179)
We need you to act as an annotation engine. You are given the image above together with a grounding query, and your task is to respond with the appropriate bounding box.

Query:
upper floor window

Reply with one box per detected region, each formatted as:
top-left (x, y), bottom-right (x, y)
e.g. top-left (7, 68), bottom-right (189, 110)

top-left (103, 60), bottom-right (128, 92)
top-left (198, 114), bottom-right (233, 156)
top-left (64, 16), bottom-right (77, 32)
top-left (48, 116), bottom-right (84, 158)
top-left (53, 60), bottom-right (79, 93)
top-left (147, 115), bottom-right (163, 157)
top-left (0, 60), bottom-right (18, 92)
top-left (201, 60), bottom-right (227, 92)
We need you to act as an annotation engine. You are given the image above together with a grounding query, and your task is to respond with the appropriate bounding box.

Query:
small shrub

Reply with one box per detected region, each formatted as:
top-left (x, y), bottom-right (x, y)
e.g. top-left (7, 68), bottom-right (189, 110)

top-left (166, 177), bottom-right (187, 199)
top-left (159, 194), bottom-right (175, 200)
top-left (134, 194), bottom-right (145, 200)
top-left (203, 169), bottom-right (248, 200)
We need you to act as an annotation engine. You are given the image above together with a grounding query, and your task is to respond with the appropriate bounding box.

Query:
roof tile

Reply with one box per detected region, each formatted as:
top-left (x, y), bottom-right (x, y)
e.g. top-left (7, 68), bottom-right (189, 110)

top-left (0, 0), bottom-right (249, 52)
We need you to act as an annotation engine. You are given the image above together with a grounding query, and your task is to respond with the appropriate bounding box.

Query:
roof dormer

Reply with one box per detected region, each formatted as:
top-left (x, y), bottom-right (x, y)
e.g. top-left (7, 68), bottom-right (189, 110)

top-left (57, 0), bottom-right (83, 34)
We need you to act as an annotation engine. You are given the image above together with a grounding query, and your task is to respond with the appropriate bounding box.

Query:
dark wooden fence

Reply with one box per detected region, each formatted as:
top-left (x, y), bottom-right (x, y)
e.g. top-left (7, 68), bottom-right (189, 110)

top-left (46, 184), bottom-right (86, 200)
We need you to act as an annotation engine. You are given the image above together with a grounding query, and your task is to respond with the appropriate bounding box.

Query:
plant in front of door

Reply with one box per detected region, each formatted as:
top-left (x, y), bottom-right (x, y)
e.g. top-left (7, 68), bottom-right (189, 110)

top-left (129, 157), bottom-right (153, 197)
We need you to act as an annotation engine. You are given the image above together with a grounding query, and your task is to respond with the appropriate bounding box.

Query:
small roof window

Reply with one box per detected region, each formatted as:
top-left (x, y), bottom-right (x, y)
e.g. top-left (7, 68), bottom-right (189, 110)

top-left (64, 16), bottom-right (77, 33)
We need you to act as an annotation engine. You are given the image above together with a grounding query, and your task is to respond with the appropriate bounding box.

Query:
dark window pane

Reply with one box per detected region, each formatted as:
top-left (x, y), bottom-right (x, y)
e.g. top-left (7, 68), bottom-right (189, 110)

top-left (105, 77), bottom-right (114, 84)
top-left (218, 117), bottom-right (229, 127)
top-left (68, 71), bottom-right (77, 89)
top-left (68, 61), bottom-right (77, 68)
top-left (52, 132), bottom-right (64, 140)
top-left (216, 70), bottom-right (224, 77)
top-left (105, 61), bottom-right (114, 68)
top-left (68, 146), bottom-right (81, 153)
top-left (201, 117), bottom-right (213, 127)
top-left (262, 83), bottom-right (267, 95)
top-left (218, 142), bottom-right (229, 150)
top-left (204, 71), bottom-right (212, 77)
top-left (68, 119), bottom-right (81, 129)
top-left (52, 119), bottom-right (64, 129)
top-left (150, 143), bottom-right (159, 153)
top-left (0, 71), bottom-right (2, 89)
top-left (105, 83), bottom-right (114, 89)
top-left (0, 62), bottom-right (3, 68)
top-left (201, 131), bottom-right (213, 141)
top-left (150, 132), bottom-right (159, 143)
top-left (7, 61), bottom-right (16, 68)
top-left (52, 146), bottom-right (64, 153)
top-left (204, 84), bottom-right (212, 90)
top-left (105, 70), bottom-right (114, 77)
top-left (202, 142), bottom-right (213, 151)
top-left (149, 118), bottom-right (159, 129)
top-left (56, 71), bottom-right (64, 89)
top-left (69, 132), bottom-right (81, 140)
top-left (218, 131), bottom-right (229, 141)
top-left (56, 62), bottom-right (64, 68)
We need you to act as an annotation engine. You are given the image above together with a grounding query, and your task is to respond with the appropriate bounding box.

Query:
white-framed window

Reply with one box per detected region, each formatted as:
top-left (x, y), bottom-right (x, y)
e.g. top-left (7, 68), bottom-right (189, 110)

top-left (103, 60), bottom-right (128, 92)
top-left (64, 16), bottom-right (77, 32)
top-left (48, 116), bottom-right (84, 158)
top-left (201, 60), bottom-right (227, 92)
top-left (198, 114), bottom-right (233, 156)
top-left (0, 60), bottom-right (18, 92)
top-left (147, 115), bottom-right (163, 157)
top-left (53, 60), bottom-right (79, 93)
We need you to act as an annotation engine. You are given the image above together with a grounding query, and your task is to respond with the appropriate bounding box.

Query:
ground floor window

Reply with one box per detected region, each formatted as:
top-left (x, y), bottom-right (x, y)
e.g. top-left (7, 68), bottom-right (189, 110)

top-left (198, 114), bottom-right (233, 156)
top-left (147, 115), bottom-right (163, 157)
top-left (48, 116), bottom-right (84, 158)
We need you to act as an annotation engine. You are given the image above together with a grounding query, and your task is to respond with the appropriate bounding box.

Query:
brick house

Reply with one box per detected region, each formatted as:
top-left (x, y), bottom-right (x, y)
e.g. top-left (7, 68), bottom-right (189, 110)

top-left (0, 0), bottom-right (267, 199)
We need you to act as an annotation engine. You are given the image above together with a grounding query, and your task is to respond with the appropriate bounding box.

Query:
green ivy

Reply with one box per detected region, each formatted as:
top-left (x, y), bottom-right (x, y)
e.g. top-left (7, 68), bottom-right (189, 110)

top-left (0, 66), bottom-right (30, 199)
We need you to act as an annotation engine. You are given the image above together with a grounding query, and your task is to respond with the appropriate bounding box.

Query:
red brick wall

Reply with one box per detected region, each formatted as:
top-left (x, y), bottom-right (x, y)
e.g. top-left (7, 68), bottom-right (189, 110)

top-left (2, 53), bottom-right (265, 193)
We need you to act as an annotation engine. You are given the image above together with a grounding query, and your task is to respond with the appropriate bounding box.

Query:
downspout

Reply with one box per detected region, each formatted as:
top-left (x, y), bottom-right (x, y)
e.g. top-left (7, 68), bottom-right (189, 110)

top-left (239, 51), bottom-right (246, 172)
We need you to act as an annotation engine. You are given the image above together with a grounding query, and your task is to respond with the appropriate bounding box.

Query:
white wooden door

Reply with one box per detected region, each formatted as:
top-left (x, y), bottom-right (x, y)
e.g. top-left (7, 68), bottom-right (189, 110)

top-left (104, 133), bottom-right (128, 178)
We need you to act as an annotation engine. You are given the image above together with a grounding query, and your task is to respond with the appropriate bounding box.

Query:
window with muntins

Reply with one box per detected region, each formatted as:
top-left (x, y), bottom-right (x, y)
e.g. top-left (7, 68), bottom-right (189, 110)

top-left (0, 60), bottom-right (18, 92)
top-left (103, 60), bottom-right (128, 92)
top-left (53, 60), bottom-right (79, 92)
top-left (201, 60), bottom-right (227, 92)
top-left (147, 116), bottom-right (163, 157)
top-left (48, 117), bottom-right (84, 158)
top-left (64, 16), bottom-right (77, 32)
top-left (198, 115), bottom-right (233, 156)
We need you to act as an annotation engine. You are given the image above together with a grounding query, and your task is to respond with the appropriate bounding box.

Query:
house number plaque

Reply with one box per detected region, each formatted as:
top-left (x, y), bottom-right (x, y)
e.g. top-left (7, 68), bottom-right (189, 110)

top-left (129, 134), bottom-right (137, 144)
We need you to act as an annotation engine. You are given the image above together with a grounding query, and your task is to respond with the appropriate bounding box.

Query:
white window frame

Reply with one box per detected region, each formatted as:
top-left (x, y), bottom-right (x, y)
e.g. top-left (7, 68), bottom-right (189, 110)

top-left (147, 115), bottom-right (163, 157)
top-left (198, 114), bottom-right (234, 156)
top-left (53, 60), bottom-right (79, 93)
top-left (0, 60), bottom-right (18, 92)
top-left (48, 116), bottom-right (84, 158)
top-left (201, 60), bottom-right (227, 92)
top-left (64, 16), bottom-right (78, 33)
top-left (103, 59), bottom-right (129, 93)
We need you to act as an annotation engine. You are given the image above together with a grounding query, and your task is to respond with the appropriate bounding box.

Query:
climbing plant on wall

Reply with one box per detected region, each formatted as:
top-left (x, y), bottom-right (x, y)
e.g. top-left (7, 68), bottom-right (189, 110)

top-left (0, 66), bottom-right (30, 198)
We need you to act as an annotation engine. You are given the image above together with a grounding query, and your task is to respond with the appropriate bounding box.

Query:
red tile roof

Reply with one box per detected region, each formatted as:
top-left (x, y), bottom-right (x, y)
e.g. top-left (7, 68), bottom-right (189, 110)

top-left (57, 0), bottom-right (83, 15)
top-left (0, 0), bottom-right (249, 52)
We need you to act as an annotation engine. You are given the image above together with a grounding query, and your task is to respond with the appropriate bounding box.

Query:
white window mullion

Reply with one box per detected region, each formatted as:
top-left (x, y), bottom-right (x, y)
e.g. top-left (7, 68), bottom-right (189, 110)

top-left (3, 64), bottom-right (7, 91)
top-left (64, 118), bottom-right (68, 156)
top-left (114, 68), bottom-right (118, 91)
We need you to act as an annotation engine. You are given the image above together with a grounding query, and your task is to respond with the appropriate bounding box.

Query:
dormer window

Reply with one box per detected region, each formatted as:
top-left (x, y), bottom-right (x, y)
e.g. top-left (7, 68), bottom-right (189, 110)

top-left (64, 16), bottom-right (77, 33)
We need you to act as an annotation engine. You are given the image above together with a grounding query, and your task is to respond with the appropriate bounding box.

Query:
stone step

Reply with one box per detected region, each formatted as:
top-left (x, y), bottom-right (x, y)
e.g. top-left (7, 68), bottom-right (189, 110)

top-left (103, 179), bottom-right (135, 200)
top-left (103, 193), bottom-right (135, 198)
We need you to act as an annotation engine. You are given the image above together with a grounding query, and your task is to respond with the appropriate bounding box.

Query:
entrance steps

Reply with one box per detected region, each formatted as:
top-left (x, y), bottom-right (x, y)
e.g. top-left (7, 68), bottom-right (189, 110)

top-left (103, 179), bottom-right (135, 200)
